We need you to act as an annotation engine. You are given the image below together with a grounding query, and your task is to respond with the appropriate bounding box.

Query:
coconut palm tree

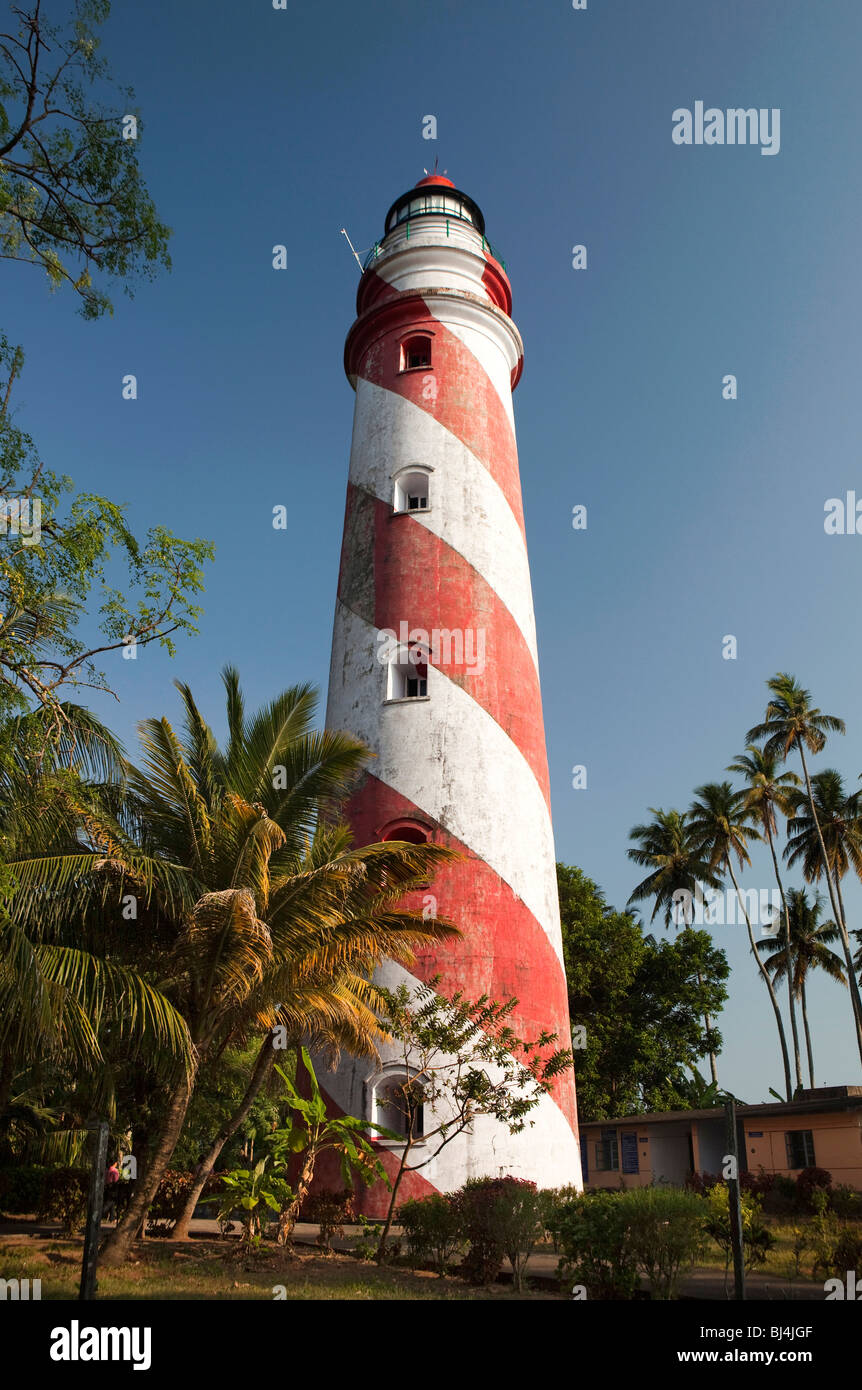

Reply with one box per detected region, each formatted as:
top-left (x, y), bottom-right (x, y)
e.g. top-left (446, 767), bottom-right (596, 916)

top-left (756, 889), bottom-right (846, 1088)
top-left (11, 669), bottom-right (460, 1265)
top-left (0, 704), bottom-right (192, 1126)
top-left (627, 807), bottom-right (723, 1082)
top-left (747, 674), bottom-right (862, 1065)
top-left (688, 781), bottom-right (793, 1100)
top-left (782, 767), bottom-right (862, 1066)
top-left (728, 745), bottom-right (803, 1092)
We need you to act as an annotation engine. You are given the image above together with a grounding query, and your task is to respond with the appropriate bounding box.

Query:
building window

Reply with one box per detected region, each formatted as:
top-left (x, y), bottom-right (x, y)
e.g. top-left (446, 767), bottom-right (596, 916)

top-left (400, 335), bottom-right (431, 371)
top-left (393, 469), bottom-right (430, 513)
top-left (381, 822), bottom-right (430, 845)
top-left (375, 1076), bottom-right (425, 1140)
top-left (595, 1128), bottom-right (619, 1172)
top-left (785, 1130), bottom-right (816, 1169)
top-left (386, 645), bottom-right (429, 700)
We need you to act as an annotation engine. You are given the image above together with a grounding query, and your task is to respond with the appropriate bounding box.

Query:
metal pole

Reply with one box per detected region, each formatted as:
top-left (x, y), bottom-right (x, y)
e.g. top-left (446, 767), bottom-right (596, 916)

top-left (724, 1099), bottom-right (745, 1300)
top-left (79, 1119), bottom-right (109, 1301)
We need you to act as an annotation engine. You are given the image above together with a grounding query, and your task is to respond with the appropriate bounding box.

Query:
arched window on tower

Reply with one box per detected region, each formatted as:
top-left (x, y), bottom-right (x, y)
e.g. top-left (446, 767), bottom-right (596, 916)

top-left (374, 1074), bottom-right (425, 1141)
top-left (381, 821), bottom-right (430, 845)
top-left (400, 334), bottom-right (432, 371)
top-left (393, 468), bottom-right (430, 513)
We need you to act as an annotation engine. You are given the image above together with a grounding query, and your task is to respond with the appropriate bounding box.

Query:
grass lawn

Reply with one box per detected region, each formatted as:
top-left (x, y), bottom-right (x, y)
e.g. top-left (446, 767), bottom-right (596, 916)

top-left (0, 1234), bottom-right (562, 1300)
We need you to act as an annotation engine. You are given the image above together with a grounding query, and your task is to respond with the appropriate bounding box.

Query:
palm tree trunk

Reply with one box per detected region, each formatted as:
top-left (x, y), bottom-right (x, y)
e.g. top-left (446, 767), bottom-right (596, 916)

top-left (100, 1063), bottom-right (197, 1266)
top-left (172, 1039), bottom-right (275, 1240)
top-left (727, 860), bottom-right (792, 1100)
top-left (797, 746), bottom-right (862, 1064)
top-left (765, 820), bottom-right (804, 1091)
top-left (834, 874), bottom-right (862, 1059)
top-left (800, 980), bottom-right (815, 1088)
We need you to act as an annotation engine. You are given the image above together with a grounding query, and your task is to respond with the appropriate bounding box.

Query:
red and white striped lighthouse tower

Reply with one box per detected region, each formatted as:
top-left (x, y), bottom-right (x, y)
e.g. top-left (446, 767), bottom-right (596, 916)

top-left (324, 174), bottom-right (581, 1209)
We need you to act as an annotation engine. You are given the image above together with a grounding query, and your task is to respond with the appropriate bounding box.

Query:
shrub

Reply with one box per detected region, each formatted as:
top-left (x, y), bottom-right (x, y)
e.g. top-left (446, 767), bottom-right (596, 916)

top-left (398, 1194), bottom-right (462, 1276)
top-left (0, 1165), bottom-right (51, 1215)
top-left (146, 1170), bottom-right (225, 1234)
top-left (685, 1171), bottom-right (722, 1197)
top-left (549, 1190), bottom-right (640, 1300)
top-left (830, 1184), bottom-right (862, 1220)
top-left (703, 1183), bottom-right (774, 1281)
top-left (621, 1186), bottom-right (706, 1300)
top-left (795, 1167), bottom-right (833, 1211)
top-left (302, 1190), bottom-right (355, 1253)
top-left (454, 1177), bottom-right (541, 1287)
top-left (40, 1168), bottom-right (89, 1236)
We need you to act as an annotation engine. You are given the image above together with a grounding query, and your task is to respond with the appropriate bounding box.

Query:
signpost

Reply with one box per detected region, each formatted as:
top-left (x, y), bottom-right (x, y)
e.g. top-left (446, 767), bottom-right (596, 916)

top-left (79, 1119), bottom-right (109, 1301)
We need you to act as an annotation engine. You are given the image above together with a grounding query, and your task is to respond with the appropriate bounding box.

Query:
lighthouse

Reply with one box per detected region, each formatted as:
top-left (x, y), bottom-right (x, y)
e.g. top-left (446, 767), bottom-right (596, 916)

top-left (323, 173), bottom-right (582, 1209)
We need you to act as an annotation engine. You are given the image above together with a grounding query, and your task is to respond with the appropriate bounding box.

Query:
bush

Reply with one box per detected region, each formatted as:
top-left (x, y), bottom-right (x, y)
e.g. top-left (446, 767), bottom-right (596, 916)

top-left (398, 1194), bottom-right (462, 1276)
top-left (685, 1171), bottom-right (722, 1197)
top-left (40, 1168), bottom-right (89, 1236)
top-left (454, 1177), bottom-right (541, 1287)
top-left (621, 1186), bottom-right (706, 1300)
top-left (146, 1170), bottom-right (224, 1234)
top-left (302, 1190), bottom-right (355, 1253)
top-left (549, 1190), bottom-right (640, 1300)
top-left (703, 1183), bottom-right (774, 1280)
top-left (795, 1167), bottom-right (833, 1211)
top-left (0, 1165), bottom-right (51, 1215)
top-left (830, 1184), bottom-right (862, 1220)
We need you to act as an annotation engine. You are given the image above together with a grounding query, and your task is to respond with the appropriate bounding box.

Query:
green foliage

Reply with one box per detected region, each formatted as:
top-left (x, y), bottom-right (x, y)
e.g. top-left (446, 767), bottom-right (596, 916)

top-left (398, 1193), bottom-right (462, 1276)
top-left (456, 1176), bottom-right (544, 1292)
top-left (703, 1182), bottom-right (774, 1275)
top-left (302, 1189), bottom-right (355, 1253)
top-left (0, 341), bottom-right (214, 722)
top-left (830, 1184), bottom-right (862, 1220)
top-left (617, 1185), bottom-right (705, 1299)
top-left (550, 1190), bottom-right (640, 1300)
top-left (794, 1166), bottom-right (832, 1211)
top-left (40, 1165), bottom-right (88, 1235)
top-left (214, 1158), bottom-right (292, 1254)
top-left (0, 0), bottom-right (171, 317)
top-left (0, 1163), bottom-right (50, 1212)
top-left (557, 864), bottom-right (729, 1117)
top-left (267, 1050), bottom-right (391, 1192)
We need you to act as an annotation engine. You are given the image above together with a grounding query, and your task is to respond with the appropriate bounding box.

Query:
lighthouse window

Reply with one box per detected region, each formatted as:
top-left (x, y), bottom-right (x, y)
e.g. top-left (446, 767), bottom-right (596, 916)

top-left (400, 335), bottom-right (432, 371)
top-left (381, 823), bottom-right (430, 845)
top-left (394, 469), bottom-right (430, 513)
top-left (375, 1077), bottom-right (425, 1140)
top-left (386, 646), bottom-right (429, 701)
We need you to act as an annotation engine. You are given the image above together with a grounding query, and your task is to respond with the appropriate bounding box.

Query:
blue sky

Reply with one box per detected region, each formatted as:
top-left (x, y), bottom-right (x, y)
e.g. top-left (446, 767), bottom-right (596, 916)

top-left (4, 0), bottom-right (861, 1102)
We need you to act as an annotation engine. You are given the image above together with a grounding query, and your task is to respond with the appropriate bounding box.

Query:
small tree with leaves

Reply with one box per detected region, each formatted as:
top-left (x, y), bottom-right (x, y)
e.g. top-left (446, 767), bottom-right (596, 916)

top-left (373, 979), bottom-right (573, 1261)
top-left (266, 1050), bottom-right (393, 1248)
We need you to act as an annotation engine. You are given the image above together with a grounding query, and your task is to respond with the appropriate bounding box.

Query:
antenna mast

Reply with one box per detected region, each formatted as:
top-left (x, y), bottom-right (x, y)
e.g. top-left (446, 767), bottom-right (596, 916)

top-left (340, 228), bottom-right (364, 274)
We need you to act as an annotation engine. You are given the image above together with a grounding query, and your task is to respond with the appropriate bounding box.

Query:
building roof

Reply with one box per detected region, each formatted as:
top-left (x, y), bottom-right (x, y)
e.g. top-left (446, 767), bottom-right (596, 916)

top-left (580, 1085), bottom-right (862, 1129)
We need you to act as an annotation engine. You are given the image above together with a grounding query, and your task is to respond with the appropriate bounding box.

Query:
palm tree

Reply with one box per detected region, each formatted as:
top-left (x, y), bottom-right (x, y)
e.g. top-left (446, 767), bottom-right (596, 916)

top-left (782, 766), bottom-right (862, 1066)
top-left (757, 889), bottom-right (846, 1087)
top-left (728, 745), bottom-right (803, 1092)
top-left (12, 669), bottom-right (460, 1265)
top-left (688, 781), bottom-right (792, 1100)
top-left (0, 704), bottom-right (192, 1127)
top-left (747, 673), bottom-right (862, 1065)
top-left (627, 808), bottom-right (723, 1082)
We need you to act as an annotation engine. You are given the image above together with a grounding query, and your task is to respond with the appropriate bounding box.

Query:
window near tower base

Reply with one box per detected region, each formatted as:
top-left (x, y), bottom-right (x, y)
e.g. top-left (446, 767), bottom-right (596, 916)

top-left (375, 1077), bottom-right (425, 1140)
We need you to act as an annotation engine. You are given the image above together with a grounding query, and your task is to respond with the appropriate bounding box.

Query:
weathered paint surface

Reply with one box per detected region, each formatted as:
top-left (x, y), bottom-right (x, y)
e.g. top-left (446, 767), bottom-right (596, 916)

top-left (323, 187), bottom-right (582, 1210)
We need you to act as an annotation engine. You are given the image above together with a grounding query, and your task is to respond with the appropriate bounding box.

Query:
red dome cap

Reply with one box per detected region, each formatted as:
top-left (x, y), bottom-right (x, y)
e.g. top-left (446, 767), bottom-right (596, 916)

top-left (415, 174), bottom-right (455, 188)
